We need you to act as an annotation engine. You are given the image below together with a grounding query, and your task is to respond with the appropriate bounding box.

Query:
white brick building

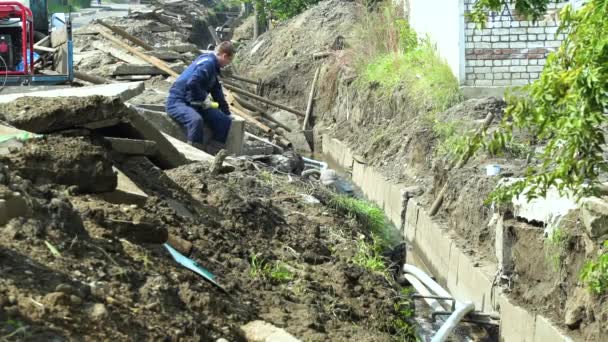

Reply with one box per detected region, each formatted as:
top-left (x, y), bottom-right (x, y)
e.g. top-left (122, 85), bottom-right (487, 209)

top-left (406, 0), bottom-right (586, 88)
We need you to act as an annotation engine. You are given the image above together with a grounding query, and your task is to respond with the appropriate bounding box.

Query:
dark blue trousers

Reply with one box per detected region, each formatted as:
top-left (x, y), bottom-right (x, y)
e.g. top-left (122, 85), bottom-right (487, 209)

top-left (166, 99), bottom-right (232, 144)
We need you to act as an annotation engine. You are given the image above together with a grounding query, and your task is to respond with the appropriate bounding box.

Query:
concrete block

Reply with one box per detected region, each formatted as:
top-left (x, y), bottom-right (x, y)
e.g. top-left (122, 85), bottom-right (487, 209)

top-left (225, 115), bottom-right (245, 156)
top-left (533, 315), bottom-right (574, 342)
top-left (126, 108), bottom-right (187, 169)
top-left (162, 133), bottom-right (215, 163)
top-left (510, 180), bottom-right (577, 226)
top-left (130, 106), bottom-right (187, 141)
top-left (241, 320), bottom-right (300, 342)
top-left (495, 214), bottom-right (515, 273)
top-left (447, 243), bottom-right (462, 292)
top-left (105, 137), bottom-right (157, 156)
top-left (452, 251), bottom-right (495, 312)
top-left (404, 200), bottom-right (419, 242)
top-left (499, 295), bottom-right (537, 341)
top-left (100, 167), bottom-right (148, 206)
top-left (0, 82), bottom-right (145, 104)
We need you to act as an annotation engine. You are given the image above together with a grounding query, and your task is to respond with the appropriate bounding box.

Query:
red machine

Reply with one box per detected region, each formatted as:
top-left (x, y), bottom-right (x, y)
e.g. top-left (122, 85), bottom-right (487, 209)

top-left (0, 1), bottom-right (34, 76)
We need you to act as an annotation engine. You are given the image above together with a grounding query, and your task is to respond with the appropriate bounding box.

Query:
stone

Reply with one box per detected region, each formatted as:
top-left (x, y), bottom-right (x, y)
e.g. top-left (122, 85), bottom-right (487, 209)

top-left (271, 110), bottom-right (311, 153)
top-left (89, 303), bottom-right (108, 321)
top-left (162, 133), bottom-right (215, 163)
top-left (44, 292), bottom-right (70, 307)
top-left (55, 283), bottom-right (77, 295)
top-left (131, 106), bottom-right (187, 141)
top-left (69, 295), bottom-right (83, 306)
top-left (581, 197), bottom-right (608, 238)
top-left (564, 287), bottom-right (589, 329)
top-left (241, 320), bottom-right (300, 342)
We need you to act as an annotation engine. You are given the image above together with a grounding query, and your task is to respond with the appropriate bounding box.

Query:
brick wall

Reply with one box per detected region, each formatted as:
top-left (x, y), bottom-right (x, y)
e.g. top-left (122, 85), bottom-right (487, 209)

top-left (464, 0), bottom-right (569, 86)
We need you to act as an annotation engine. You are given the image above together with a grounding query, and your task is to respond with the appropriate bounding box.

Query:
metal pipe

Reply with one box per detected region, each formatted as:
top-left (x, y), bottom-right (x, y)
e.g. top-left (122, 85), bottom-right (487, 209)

top-left (403, 264), bottom-right (476, 342)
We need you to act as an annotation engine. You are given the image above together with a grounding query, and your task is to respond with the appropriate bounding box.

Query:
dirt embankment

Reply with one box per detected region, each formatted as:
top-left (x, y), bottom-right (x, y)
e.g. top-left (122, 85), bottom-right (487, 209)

top-left (233, 0), bottom-right (608, 340)
top-left (1, 131), bottom-right (413, 341)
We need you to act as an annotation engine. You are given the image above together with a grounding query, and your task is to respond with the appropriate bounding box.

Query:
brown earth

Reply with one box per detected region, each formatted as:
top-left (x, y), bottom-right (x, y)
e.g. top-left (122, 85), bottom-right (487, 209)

top-left (0, 132), bottom-right (414, 341)
top-left (233, 0), bottom-right (608, 340)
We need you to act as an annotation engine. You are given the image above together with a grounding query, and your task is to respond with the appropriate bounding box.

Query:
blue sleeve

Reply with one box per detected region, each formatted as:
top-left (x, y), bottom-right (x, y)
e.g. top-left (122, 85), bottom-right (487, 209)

top-left (210, 78), bottom-right (231, 115)
top-left (185, 63), bottom-right (212, 103)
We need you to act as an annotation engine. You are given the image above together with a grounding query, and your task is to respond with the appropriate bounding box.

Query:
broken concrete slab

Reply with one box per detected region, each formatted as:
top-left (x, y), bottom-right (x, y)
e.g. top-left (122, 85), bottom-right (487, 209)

top-left (162, 133), bottom-right (215, 163)
top-left (0, 96), bottom-right (132, 134)
top-left (126, 108), bottom-right (187, 169)
top-left (506, 178), bottom-right (578, 227)
top-left (148, 50), bottom-right (182, 61)
top-left (105, 137), bottom-right (157, 156)
top-left (581, 197), bottom-right (608, 238)
top-left (115, 75), bottom-right (152, 81)
top-left (241, 321), bottom-right (300, 342)
top-left (100, 167), bottom-right (148, 206)
top-left (130, 106), bottom-right (187, 141)
top-left (0, 82), bottom-right (145, 104)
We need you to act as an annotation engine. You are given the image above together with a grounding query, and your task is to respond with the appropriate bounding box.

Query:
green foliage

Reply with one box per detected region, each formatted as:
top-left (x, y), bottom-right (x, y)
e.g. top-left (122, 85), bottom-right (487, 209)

top-left (355, 3), bottom-right (462, 112)
top-left (239, 0), bottom-right (320, 21)
top-left (544, 227), bottom-right (570, 270)
top-left (353, 236), bottom-right (388, 274)
top-left (249, 254), bottom-right (295, 283)
top-left (468, 0), bottom-right (555, 26)
top-left (330, 195), bottom-right (396, 245)
top-left (580, 240), bottom-right (608, 295)
top-left (463, 0), bottom-right (608, 204)
top-left (432, 119), bottom-right (470, 158)
top-left (48, 0), bottom-right (90, 13)
top-left (1, 319), bottom-right (30, 340)
top-left (393, 287), bottom-right (417, 341)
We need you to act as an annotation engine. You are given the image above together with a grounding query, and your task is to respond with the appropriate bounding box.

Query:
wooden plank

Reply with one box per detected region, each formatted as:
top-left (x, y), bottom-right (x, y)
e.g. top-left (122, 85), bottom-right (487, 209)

top-left (222, 83), bottom-right (306, 117)
top-left (303, 67), bottom-right (321, 130)
top-left (74, 70), bottom-right (112, 84)
top-left (226, 92), bottom-right (272, 134)
top-left (91, 40), bottom-right (146, 65)
top-left (97, 20), bottom-right (154, 51)
top-left (208, 25), bottom-right (221, 45)
top-left (97, 28), bottom-right (180, 78)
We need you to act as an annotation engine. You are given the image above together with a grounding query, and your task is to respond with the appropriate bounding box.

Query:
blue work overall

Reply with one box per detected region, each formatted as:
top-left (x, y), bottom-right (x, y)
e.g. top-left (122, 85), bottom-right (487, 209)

top-left (166, 53), bottom-right (232, 144)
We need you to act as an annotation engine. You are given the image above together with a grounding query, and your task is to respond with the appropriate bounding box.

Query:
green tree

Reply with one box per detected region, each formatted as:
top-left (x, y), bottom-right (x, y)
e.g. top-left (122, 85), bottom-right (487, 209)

top-left (463, 0), bottom-right (608, 202)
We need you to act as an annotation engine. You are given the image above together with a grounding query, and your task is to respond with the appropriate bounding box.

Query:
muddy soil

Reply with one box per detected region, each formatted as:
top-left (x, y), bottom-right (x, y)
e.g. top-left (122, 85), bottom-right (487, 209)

top-left (233, 0), bottom-right (608, 339)
top-left (0, 133), bottom-right (414, 341)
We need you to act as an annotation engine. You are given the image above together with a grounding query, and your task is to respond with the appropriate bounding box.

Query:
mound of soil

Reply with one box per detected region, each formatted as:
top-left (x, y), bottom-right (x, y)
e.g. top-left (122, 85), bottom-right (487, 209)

top-left (235, 0), bottom-right (359, 109)
top-left (0, 134), bottom-right (413, 341)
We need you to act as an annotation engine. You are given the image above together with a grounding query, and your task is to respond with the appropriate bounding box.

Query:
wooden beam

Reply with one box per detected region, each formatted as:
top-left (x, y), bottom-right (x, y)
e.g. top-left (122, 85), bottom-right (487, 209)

top-left (222, 83), bottom-right (306, 117)
top-left (233, 94), bottom-right (292, 132)
top-left (208, 25), bottom-right (221, 45)
top-left (97, 20), bottom-right (154, 51)
top-left (97, 28), bottom-right (180, 78)
top-left (226, 92), bottom-right (272, 134)
top-left (303, 67), bottom-right (321, 130)
top-left (74, 70), bottom-right (112, 84)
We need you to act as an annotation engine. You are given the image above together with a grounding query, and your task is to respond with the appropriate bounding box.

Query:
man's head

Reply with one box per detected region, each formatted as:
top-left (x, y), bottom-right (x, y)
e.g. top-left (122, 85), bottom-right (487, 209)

top-left (215, 41), bottom-right (235, 68)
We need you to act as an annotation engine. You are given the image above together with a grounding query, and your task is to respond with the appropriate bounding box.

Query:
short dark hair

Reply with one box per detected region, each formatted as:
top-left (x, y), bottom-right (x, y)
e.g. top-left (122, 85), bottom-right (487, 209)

top-left (216, 41), bottom-right (235, 57)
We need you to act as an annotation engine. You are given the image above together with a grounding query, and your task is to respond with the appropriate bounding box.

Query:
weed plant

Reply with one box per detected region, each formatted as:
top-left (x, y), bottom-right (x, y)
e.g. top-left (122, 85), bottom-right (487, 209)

top-left (581, 240), bottom-right (608, 295)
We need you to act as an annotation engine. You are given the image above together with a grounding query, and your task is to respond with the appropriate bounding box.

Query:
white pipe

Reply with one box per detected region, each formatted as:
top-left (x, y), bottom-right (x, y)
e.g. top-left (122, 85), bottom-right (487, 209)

top-left (403, 264), bottom-right (476, 342)
top-left (404, 274), bottom-right (445, 312)
top-left (432, 301), bottom-right (475, 342)
top-left (302, 156), bottom-right (328, 170)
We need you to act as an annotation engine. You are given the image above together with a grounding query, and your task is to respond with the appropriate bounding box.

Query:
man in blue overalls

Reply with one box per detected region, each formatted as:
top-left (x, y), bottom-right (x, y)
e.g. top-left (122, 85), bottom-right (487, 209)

top-left (166, 41), bottom-right (235, 151)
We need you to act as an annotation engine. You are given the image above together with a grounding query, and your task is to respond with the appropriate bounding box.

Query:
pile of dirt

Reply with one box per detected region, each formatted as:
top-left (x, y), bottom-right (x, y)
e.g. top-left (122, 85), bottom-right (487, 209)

top-left (235, 0), bottom-right (359, 110)
top-left (0, 132), bottom-right (413, 341)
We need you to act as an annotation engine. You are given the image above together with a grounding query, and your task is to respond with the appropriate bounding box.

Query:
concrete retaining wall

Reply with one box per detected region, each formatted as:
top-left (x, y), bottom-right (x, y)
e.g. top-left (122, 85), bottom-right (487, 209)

top-left (322, 134), bottom-right (574, 341)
